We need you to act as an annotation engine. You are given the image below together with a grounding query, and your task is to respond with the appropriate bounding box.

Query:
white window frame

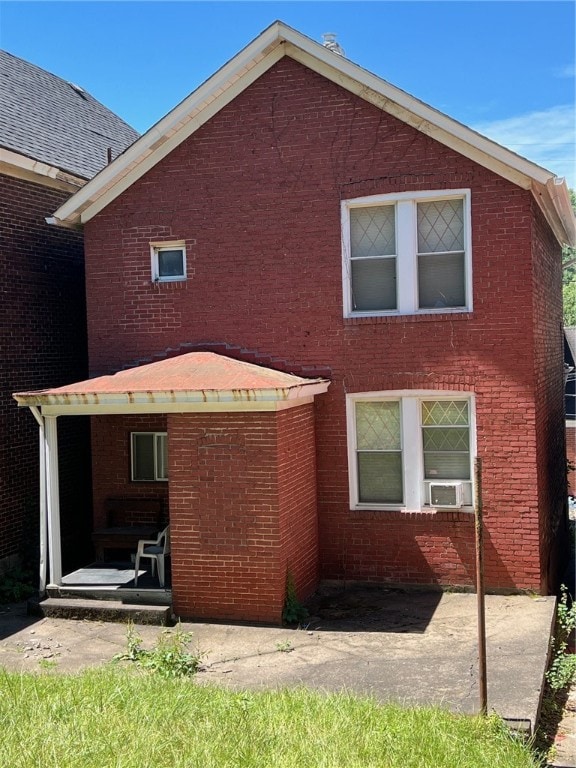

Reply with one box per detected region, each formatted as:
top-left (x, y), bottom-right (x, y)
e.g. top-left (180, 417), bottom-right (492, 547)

top-left (131, 432), bottom-right (168, 482)
top-left (342, 189), bottom-right (472, 317)
top-left (346, 390), bottom-right (476, 511)
top-left (150, 240), bottom-right (186, 282)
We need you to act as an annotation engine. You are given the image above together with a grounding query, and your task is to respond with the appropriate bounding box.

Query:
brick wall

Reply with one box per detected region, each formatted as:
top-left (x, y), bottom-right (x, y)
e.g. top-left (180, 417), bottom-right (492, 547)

top-left (531, 201), bottom-right (568, 592)
top-left (168, 406), bottom-right (317, 623)
top-left (83, 57), bottom-right (564, 594)
top-left (0, 173), bottom-right (91, 574)
top-left (277, 404), bottom-right (319, 604)
top-left (91, 415), bottom-right (169, 530)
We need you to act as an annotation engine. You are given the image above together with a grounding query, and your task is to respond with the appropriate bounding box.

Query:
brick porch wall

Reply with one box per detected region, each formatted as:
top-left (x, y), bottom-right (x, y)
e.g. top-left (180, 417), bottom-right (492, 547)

top-left (168, 407), bottom-right (318, 623)
top-left (91, 415), bottom-right (169, 530)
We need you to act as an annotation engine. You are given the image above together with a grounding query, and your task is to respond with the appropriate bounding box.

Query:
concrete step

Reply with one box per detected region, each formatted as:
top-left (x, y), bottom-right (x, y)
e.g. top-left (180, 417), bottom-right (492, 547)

top-left (29, 597), bottom-right (173, 626)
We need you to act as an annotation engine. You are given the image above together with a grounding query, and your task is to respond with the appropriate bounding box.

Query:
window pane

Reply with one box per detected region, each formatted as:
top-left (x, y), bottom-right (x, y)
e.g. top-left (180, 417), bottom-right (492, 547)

top-left (422, 427), bottom-right (469, 452)
top-left (158, 249), bottom-right (184, 277)
top-left (424, 452), bottom-right (470, 480)
top-left (358, 452), bottom-right (403, 503)
top-left (156, 434), bottom-right (168, 480)
top-left (418, 252), bottom-right (465, 308)
top-left (422, 400), bottom-right (468, 426)
top-left (350, 206), bottom-right (395, 258)
top-left (351, 258), bottom-right (397, 311)
top-left (133, 434), bottom-right (155, 480)
top-left (356, 401), bottom-right (401, 450)
top-left (417, 199), bottom-right (464, 253)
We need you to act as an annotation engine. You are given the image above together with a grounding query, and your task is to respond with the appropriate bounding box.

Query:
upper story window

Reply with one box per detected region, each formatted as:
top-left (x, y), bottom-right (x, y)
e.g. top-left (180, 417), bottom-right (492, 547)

top-left (150, 241), bottom-right (186, 282)
top-left (131, 432), bottom-right (168, 481)
top-left (342, 190), bottom-right (472, 317)
top-left (346, 391), bottom-right (475, 511)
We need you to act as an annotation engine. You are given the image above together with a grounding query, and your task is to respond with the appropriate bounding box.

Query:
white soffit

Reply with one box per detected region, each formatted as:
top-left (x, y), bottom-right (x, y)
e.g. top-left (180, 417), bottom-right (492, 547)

top-left (50, 21), bottom-right (575, 246)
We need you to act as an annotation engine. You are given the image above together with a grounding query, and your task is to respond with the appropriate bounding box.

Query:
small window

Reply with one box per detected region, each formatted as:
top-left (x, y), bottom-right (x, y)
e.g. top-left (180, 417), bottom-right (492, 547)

top-left (151, 241), bottom-right (186, 282)
top-left (131, 432), bottom-right (168, 481)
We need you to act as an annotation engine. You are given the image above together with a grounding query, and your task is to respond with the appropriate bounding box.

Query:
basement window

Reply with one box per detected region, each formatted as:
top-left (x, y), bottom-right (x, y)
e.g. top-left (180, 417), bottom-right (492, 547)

top-left (131, 432), bottom-right (168, 481)
top-left (151, 241), bottom-right (186, 282)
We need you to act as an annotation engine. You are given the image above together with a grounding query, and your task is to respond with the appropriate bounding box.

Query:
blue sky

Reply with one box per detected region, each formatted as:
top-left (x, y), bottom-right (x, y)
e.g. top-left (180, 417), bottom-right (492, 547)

top-left (1, 1), bottom-right (574, 187)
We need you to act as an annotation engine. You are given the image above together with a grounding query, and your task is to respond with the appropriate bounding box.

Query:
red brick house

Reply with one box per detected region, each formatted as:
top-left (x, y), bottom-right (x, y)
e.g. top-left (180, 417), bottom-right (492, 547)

top-left (0, 51), bottom-right (138, 577)
top-left (14, 23), bottom-right (576, 623)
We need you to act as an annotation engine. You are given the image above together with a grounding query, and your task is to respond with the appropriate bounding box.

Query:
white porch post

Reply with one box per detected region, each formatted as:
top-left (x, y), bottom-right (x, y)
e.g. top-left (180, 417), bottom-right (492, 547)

top-left (44, 415), bottom-right (62, 586)
top-left (30, 407), bottom-right (47, 593)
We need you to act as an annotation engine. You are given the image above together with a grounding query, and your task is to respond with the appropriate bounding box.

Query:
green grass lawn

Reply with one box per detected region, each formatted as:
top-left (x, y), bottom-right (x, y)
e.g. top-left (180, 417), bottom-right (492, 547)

top-left (0, 668), bottom-right (542, 768)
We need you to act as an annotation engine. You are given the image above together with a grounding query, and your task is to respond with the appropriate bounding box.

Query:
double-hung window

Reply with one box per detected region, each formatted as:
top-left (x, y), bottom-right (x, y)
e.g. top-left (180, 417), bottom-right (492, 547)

top-left (151, 241), bottom-right (186, 282)
top-left (342, 190), bottom-right (471, 316)
top-left (347, 392), bottom-right (474, 510)
top-left (131, 432), bottom-right (168, 481)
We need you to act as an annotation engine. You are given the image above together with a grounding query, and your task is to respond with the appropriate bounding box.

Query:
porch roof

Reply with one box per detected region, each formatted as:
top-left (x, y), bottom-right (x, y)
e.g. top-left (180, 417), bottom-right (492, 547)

top-left (13, 352), bottom-right (330, 415)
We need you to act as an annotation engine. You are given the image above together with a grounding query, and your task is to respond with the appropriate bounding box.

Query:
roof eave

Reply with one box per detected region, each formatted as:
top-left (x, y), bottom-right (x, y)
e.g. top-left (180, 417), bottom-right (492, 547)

top-left (13, 378), bottom-right (330, 415)
top-left (0, 147), bottom-right (86, 193)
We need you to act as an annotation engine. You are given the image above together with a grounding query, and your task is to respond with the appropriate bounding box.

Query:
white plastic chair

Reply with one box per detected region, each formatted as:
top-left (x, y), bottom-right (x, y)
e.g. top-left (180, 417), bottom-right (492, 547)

top-left (134, 526), bottom-right (170, 587)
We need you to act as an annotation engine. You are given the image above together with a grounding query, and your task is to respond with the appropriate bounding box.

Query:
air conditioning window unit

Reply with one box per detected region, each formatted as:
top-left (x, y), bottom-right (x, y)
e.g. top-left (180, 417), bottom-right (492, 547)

top-left (429, 482), bottom-right (463, 508)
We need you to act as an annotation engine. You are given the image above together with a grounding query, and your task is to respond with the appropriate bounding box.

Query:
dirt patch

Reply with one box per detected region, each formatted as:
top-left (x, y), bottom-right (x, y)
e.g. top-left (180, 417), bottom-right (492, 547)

top-left (303, 584), bottom-right (443, 633)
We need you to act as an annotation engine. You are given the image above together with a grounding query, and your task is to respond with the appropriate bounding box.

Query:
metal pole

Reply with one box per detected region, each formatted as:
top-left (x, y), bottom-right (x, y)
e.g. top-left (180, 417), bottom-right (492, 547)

top-left (474, 456), bottom-right (488, 714)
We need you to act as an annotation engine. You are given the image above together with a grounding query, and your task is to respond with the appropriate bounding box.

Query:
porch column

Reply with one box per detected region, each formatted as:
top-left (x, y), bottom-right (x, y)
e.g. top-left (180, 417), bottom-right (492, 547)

top-left (30, 407), bottom-right (48, 593)
top-left (45, 415), bottom-right (62, 586)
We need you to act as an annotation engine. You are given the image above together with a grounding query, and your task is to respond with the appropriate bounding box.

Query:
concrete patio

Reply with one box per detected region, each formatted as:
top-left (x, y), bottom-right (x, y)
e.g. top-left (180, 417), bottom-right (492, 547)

top-left (0, 587), bottom-right (557, 739)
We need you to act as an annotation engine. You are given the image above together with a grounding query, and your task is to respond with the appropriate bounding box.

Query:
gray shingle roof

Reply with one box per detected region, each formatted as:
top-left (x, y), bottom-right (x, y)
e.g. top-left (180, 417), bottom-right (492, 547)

top-left (0, 50), bottom-right (139, 180)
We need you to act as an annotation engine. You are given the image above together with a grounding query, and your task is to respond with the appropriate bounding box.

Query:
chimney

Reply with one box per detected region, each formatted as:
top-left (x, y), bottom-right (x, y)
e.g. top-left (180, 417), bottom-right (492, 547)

top-left (322, 33), bottom-right (345, 57)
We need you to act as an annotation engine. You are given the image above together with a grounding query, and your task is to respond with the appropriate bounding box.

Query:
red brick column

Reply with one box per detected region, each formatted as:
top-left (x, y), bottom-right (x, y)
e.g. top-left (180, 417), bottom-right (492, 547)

top-left (168, 404), bottom-right (318, 623)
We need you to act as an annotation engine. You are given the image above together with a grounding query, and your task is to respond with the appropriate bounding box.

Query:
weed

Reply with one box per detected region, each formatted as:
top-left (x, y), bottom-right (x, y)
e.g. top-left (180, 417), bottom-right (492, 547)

top-left (38, 659), bottom-right (58, 671)
top-left (0, 567), bottom-right (35, 604)
top-left (282, 572), bottom-right (308, 625)
top-left (275, 640), bottom-right (294, 653)
top-left (546, 585), bottom-right (576, 692)
top-left (113, 621), bottom-right (203, 678)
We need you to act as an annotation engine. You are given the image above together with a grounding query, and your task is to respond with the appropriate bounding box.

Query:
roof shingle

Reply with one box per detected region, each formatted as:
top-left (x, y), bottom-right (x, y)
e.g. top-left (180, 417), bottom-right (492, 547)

top-left (0, 49), bottom-right (139, 179)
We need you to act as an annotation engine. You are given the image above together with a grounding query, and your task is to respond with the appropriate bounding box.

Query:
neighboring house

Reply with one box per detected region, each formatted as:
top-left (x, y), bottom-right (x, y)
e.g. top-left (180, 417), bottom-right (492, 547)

top-left (14, 23), bottom-right (576, 623)
top-left (566, 327), bottom-right (576, 495)
top-left (0, 50), bottom-right (139, 575)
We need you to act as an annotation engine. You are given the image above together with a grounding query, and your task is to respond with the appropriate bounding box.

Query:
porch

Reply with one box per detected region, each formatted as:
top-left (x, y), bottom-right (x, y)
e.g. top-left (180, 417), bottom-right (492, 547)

top-left (13, 352), bottom-right (330, 624)
top-left (52, 561), bottom-right (172, 605)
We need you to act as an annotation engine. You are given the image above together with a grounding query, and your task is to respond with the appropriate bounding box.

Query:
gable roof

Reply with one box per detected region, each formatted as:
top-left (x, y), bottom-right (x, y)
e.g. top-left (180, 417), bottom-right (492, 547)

top-left (49, 21), bottom-right (575, 246)
top-left (0, 49), bottom-right (139, 181)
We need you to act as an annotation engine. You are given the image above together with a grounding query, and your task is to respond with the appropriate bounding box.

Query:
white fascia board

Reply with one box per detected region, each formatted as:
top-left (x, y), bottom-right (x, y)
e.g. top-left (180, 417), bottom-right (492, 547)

top-left (0, 148), bottom-right (85, 192)
top-left (14, 381), bottom-right (330, 416)
top-left (285, 43), bottom-right (551, 192)
top-left (23, 393), bottom-right (322, 417)
top-left (52, 26), bottom-right (287, 226)
top-left (78, 46), bottom-right (285, 224)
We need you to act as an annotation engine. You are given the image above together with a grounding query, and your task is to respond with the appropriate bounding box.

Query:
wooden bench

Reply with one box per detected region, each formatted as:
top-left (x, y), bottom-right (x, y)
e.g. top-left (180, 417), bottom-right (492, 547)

top-left (92, 497), bottom-right (164, 561)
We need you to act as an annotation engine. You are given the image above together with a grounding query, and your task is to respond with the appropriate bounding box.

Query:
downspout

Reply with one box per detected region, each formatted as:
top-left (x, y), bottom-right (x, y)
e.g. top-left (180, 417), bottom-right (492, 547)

top-left (29, 406), bottom-right (47, 595)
